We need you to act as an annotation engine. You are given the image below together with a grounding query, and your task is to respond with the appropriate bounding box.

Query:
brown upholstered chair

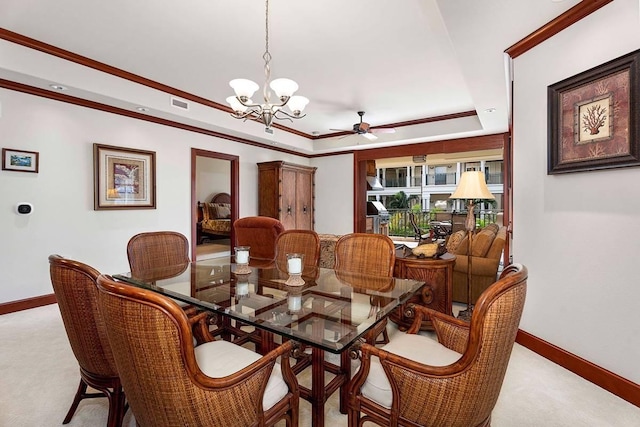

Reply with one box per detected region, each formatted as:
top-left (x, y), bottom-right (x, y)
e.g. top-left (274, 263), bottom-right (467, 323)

top-left (347, 263), bottom-right (528, 427)
top-left (334, 233), bottom-right (396, 344)
top-left (95, 275), bottom-right (299, 427)
top-left (233, 216), bottom-right (285, 266)
top-left (48, 255), bottom-right (126, 427)
top-left (126, 231), bottom-right (214, 344)
top-left (275, 229), bottom-right (321, 276)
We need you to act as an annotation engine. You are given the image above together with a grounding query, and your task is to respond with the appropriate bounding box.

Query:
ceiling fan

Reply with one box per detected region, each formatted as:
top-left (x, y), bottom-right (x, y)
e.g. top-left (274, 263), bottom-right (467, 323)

top-left (331, 111), bottom-right (396, 141)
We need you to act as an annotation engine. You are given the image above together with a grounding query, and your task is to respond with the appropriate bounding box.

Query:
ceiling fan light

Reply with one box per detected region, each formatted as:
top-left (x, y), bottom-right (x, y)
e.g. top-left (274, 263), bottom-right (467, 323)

top-left (229, 79), bottom-right (259, 101)
top-left (270, 78), bottom-right (298, 99)
top-left (287, 96), bottom-right (309, 115)
top-left (226, 96), bottom-right (250, 113)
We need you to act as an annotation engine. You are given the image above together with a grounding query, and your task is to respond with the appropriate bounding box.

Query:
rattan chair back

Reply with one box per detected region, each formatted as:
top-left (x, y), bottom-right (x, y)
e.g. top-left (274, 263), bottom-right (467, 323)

top-left (334, 233), bottom-right (396, 277)
top-left (48, 255), bottom-right (125, 427)
top-left (95, 274), bottom-right (299, 427)
top-left (275, 229), bottom-right (320, 275)
top-left (348, 263), bottom-right (528, 427)
top-left (126, 231), bottom-right (189, 281)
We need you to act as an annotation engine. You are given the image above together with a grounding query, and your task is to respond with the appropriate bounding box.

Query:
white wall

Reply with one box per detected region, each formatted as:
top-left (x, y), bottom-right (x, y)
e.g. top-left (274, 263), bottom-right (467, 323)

top-left (0, 88), bottom-right (310, 303)
top-left (512, 0), bottom-right (640, 383)
top-left (196, 157), bottom-right (230, 203)
top-left (312, 154), bottom-right (354, 235)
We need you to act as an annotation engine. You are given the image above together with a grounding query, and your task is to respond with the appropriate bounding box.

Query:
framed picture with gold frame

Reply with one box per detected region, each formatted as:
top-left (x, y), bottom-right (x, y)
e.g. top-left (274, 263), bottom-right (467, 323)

top-left (548, 49), bottom-right (639, 174)
top-left (93, 143), bottom-right (156, 210)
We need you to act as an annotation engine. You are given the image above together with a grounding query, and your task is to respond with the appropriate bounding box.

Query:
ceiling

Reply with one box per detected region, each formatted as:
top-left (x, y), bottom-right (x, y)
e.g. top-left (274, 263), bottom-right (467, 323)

top-left (0, 0), bottom-right (582, 155)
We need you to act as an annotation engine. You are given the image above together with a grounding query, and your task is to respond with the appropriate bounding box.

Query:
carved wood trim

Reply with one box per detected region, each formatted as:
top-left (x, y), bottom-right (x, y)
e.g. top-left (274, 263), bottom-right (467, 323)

top-left (505, 0), bottom-right (614, 59)
top-left (314, 111), bottom-right (478, 140)
top-left (516, 329), bottom-right (640, 408)
top-left (0, 78), bottom-right (306, 157)
top-left (0, 294), bottom-right (57, 315)
top-left (0, 28), bottom-right (312, 138)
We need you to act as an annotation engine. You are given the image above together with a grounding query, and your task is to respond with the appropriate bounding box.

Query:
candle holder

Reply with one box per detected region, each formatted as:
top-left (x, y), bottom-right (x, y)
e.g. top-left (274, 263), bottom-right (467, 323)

top-left (234, 246), bottom-right (251, 275)
top-left (286, 285), bottom-right (303, 313)
top-left (285, 253), bottom-right (305, 287)
top-left (235, 273), bottom-right (250, 301)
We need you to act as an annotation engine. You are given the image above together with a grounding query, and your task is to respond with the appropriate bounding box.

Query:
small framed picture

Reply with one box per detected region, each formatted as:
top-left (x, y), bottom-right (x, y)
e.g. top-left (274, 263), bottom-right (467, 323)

top-left (93, 143), bottom-right (156, 210)
top-left (548, 49), bottom-right (640, 174)
top-left (2, 148), bottom-right (39, 173)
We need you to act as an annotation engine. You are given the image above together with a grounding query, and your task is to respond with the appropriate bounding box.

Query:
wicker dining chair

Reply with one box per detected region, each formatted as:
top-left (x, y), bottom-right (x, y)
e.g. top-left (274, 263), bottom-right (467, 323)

top-left (48, 255), bottom-right (126, 427)
top-left (334, 233), bottom-right (396, 344)
top-left (275, 229), bottom-right (321, 276)
top-left (347, 263), bottom-right (528, 427)
top-left (126, 231), bottom-right (190, 281)
top-left (95, 275), bottom-right (299, 427)
top-left (126, 231), bottom-right (214, 344)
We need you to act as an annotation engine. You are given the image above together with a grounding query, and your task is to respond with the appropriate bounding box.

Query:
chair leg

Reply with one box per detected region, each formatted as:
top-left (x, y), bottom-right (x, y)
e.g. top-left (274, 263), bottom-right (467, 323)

top-left (347, 407), bottom-right (361, 427)
top-left (63, 379), bottom-right (88, 424)
top-left (378, 327), bottom-right (390, 345)
top-left (105, 385), bottom-right (127, 427)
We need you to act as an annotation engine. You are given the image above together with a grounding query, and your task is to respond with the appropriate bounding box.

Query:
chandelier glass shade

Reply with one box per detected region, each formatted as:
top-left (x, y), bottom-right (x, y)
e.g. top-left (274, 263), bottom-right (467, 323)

top-left (226, 0), bottom-right (308, 130)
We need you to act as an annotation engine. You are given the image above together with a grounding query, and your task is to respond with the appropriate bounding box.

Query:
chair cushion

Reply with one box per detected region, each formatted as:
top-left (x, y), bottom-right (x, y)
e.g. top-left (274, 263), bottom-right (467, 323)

top-left (195, 340), bottom-right (289, 411)
top-left (361, 332), bottom-right (462, 409)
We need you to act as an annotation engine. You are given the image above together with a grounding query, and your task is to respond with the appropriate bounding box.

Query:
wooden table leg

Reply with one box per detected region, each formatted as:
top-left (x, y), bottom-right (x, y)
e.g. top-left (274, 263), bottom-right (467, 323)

top-left (339, 349), bottom-right (351, 414)
top-left (311, 346), bottom-right (326, 427)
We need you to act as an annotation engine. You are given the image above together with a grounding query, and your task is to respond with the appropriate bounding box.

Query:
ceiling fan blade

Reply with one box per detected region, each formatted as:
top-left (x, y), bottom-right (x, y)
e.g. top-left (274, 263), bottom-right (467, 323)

top-left (329, 128), bottom-right (350, 132)
top-left (371, 127), bottom-right (396, 134)
top-left (362, 132), bottom-right (378, 141)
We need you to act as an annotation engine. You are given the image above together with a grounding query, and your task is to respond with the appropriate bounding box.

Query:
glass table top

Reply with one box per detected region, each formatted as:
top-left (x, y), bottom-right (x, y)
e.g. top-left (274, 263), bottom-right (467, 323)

top-left (114, 258), bottom-right (423, 353)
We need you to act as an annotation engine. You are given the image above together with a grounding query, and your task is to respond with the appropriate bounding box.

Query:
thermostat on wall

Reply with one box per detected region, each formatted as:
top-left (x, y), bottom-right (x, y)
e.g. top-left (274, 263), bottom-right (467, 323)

top-left (16, 203), bottom-right (33, 215)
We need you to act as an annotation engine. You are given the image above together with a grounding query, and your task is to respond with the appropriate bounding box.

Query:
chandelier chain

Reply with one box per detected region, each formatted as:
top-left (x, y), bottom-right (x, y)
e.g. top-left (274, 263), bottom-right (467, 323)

top-left (226, 0), bottom-right (307, 129)
top-left (262, 0), bottom-right (271, 103)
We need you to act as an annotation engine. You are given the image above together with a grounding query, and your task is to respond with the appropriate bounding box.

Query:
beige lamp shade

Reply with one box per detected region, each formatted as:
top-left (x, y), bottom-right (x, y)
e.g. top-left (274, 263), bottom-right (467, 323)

top-left (450, 171), bottom-right (495, 200)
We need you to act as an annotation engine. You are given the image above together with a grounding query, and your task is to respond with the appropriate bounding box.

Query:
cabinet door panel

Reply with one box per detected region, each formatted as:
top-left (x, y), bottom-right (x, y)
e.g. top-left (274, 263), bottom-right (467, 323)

top-left (281, 168), bottom-right (297, 230)
top-left (295, 170), bottom-right (313, 229)
top-left (258, 168), bottom-right (279, 218)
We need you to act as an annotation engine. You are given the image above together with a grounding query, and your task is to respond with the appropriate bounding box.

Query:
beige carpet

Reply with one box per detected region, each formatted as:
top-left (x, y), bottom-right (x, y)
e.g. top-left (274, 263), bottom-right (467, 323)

top-left (196, 240), bottom-right (231, 260)
top-left (1, 304), bottom-right (639, 426)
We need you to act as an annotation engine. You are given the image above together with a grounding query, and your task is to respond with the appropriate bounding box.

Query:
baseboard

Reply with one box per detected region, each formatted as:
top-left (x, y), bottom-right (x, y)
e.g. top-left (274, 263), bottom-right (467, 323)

top-left (0, 294), bottom-right (57, 315)
top-left (516, 330), bottom-right (640, 408)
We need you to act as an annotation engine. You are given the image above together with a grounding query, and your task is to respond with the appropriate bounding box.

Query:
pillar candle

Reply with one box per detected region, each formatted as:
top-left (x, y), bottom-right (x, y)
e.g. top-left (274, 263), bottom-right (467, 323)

top-left (288, 295), bottom-right (302, 311)
top-left (287, 257), bottom-right (302, 274)
top-left (236, 282), bottom-right (249, 296)
top-left (235, 249), bottom-right (249, 264)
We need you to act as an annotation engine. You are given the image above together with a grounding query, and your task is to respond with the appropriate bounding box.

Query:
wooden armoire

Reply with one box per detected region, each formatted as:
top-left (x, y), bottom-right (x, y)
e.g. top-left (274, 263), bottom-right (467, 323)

top-left (257, 161), bottom-right (316, 230)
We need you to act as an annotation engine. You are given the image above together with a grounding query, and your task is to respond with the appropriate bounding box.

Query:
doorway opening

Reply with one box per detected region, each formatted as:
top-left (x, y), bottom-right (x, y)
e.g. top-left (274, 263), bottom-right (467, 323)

top-left (191, 148), bottom-right (239, 261)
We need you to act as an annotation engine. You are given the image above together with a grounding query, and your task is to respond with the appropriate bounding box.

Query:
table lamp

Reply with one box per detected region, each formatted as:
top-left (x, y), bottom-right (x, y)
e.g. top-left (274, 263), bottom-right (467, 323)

top-left (449, 171), bottom-right (495, 321)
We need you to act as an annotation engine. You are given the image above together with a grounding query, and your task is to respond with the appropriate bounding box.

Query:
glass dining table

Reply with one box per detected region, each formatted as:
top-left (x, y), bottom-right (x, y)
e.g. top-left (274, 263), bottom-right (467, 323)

top-left (113, 257), bottom-right (423, 427)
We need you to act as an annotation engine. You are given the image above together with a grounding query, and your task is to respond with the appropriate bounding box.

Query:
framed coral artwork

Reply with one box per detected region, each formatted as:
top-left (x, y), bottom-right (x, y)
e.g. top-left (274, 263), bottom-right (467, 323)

top-left (93, 143), bottom-right (156, 210)
top-left (547, 49), bottom-right (639, 174)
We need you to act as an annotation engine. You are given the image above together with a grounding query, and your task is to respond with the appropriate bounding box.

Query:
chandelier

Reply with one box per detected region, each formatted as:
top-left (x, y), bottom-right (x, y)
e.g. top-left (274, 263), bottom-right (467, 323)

top-left (226, 0), bottom-right (309, 130)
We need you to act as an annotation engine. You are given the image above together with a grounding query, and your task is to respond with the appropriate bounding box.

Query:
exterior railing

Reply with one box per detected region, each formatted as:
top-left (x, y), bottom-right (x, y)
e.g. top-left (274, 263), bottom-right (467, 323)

top-left (386, 209), bottom-right (502, 239)
top-left (381, 172), bottom-right (502, 188)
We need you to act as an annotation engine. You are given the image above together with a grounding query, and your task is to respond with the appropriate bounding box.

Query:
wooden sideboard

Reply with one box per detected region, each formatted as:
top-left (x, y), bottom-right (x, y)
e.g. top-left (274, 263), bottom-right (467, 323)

top-left (390, 251), bottom-right (456, 331)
